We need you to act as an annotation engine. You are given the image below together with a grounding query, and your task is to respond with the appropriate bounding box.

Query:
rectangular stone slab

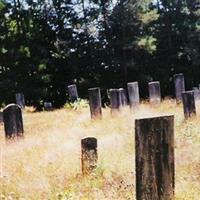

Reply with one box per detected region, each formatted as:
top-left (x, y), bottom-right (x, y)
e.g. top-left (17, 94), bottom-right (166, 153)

top-left (135, 115), bottom-right (174, 200)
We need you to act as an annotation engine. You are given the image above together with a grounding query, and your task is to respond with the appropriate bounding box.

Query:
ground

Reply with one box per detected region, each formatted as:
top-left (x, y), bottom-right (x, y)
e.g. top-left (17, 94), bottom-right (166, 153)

top-left (0, 100), bottom-right (200, 199)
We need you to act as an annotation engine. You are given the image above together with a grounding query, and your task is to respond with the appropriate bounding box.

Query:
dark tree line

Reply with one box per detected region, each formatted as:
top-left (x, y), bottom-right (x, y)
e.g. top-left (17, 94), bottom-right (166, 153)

top-left (0, 0), bottom-right (200, 108)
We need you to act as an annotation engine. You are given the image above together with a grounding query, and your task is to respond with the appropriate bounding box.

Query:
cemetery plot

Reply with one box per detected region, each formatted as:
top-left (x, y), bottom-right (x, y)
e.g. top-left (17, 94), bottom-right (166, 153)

top-left (1, 100), bottom-right (200, 199)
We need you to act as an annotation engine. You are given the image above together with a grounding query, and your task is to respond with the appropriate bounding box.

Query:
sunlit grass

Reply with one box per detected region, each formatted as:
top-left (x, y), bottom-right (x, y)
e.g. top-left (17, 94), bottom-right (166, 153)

top-left (0, 99), bottom-right (200, 199)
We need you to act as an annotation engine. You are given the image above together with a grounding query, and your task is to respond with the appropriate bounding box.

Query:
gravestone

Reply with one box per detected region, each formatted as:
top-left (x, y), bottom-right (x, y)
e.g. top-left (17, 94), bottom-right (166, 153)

top-left (109, 89), bottom-right (122, 116)
top-left (15, 93), bottom-right (25, 108)
top-left (0, 111), bottom-right (3, 123)
top-left (182, 91), bottom-right (196, 119)
top-left (88, 87), bottom-right (102, 119)
top-left (135, 115), bottom-right (174, 200)
top-left (174, 73), bottom-right (185, 102)
top-left (44, 102), bottom-right (53, 111)
top-left (67, 84), bottom-right (78, 102)
top-left (148, 81), bottom-right (161, 104)
top-left (119, 88), bottom-right (128, 106)
top-left (127, 82), bottom-right (140, 109)
top-left (193, 87), bottom-right (200, 101)
top-left (3, 104), bottom-right (24, 139)
top-left (81, 137), bottom-right (98, 175)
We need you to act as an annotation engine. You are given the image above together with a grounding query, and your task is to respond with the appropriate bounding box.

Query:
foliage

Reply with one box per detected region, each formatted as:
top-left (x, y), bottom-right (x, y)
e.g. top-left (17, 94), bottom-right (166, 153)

top-left (0, 0), bottom-right (200, 107)
top-left (64, 98), bottom-right (89, 110)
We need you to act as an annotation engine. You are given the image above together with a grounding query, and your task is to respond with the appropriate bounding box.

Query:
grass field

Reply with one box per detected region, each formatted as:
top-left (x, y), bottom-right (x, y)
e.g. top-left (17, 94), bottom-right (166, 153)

top-left (1, 100), bottom-right (200, 200)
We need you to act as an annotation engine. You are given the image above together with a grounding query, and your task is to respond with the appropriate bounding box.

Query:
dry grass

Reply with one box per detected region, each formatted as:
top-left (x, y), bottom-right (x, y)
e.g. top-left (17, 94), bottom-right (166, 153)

top-left (0, 100), bottom-right (200, 199)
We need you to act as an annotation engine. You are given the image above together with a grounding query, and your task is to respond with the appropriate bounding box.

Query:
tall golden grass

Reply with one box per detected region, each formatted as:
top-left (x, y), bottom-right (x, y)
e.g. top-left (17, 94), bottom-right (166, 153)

top-left (0, 100), bottom-right (200, 199)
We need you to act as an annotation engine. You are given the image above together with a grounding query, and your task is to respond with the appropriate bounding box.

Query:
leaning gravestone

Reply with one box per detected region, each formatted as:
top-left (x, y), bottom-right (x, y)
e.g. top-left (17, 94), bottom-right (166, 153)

top-left (182, 91), bottom-right (196, 119)
top-left (88, 87), bottom-right (102, 119)
top-left (15, 93), bottom-right (25, 108)
top-left (44, 102), bottom-right (53, 111)
top-left (109, 89), bottom-right (122, 116)
top-left (174, 73), bottom-right (185, 102)
top-left (148, 81), bottom-right (161, 104)
top-left (3, 104), bottom-right (24, 139)
top-left (67, 84), bottom-right (78, 102)
top-left (119, 88), bottom-right (128, 106)
top-left (127, 82), bottom-right (140, 109)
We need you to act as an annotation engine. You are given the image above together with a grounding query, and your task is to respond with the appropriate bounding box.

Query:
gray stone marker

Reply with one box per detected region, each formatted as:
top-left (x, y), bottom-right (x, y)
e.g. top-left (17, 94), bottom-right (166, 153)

top-left (15, 93), bottom-right (25, 108)
top-left (109, 89), bottom-right (122, 115)
top-left (88, 87), bottom-right (102, 119)
top-left (174, 73), bottom-right (185, 102)
top-left (81, 137), bottom-right (97, 175)
top-left (127, 82), bottom-right (140, 109)
top-left (67, 84), bottom-right (78, 102)
top-left (0, 111), bottom-right (3, 123)
top-left (3, 104), bottom-right (24, 139)
top-left (135, 115), bottom-right (174, 200)
top-left (44, 102), bottom-right (53, 111)
top-left (119, 88), bottom-right (128, 106)
top-left (193, 87), bottom-right (200, 101)
top-left (182, 91), bottom-right (196, 119)
top-left (148, 81), bottom-right (161, 104)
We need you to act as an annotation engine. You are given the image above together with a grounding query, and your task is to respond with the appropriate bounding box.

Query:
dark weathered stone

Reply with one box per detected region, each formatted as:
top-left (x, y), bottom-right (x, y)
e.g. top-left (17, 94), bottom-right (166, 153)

top-left (119, 88), bottom-right (128, 106)
top-left (81, 137), bottom-right (98, 175)
top-left (174, 73), bottom-right (185, 102)
top-left (193, 87), bottom-right (200, 101)
top-left (3, 104), bottom-right (24, 139)
top-left (127, 82), bottom-right (140, 109)
top-left (15, 93), bottom-right (25, 108)
top-left (148, 81), bottom-right (161, 104)
top-left (182, 91), bottom-right (196, 119)
top-left (88, 87), bottom-right (102, 119)
top-left (44, 102), bottom-right (53, 111)
top-left (135, 115), bottom-right (174, 200)
top-left (67, 84), bottom-right (78, 102)
top-left (109, 89), bottom-right (122, 115)
top-left (0, 111), bottom-right (3, 123)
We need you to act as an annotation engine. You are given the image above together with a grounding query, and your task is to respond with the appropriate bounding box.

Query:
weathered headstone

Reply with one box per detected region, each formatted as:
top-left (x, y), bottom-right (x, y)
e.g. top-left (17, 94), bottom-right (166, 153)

top-left (127, 82), bottom-right (140, 109)
top-left (182, 91), bottom-right (196, 119)
top-left (193, 87), bottom-right (200, 101)
top-left (88, 87), bottom-right (102, 119)
top-left (67, 84), bottom-right (78, 102)
top-left (135, 115), bottom-right (174, 200)
top-left (15, 93), bottom-right (25, 108)
top-left (119, 88), bottom-right (128, 106)
top-left (109, 89), bottom-right (122, 115)
top-left (148, 81), bottom-right (161, 104)
top-left (0, 111), bottom-right (3, 123)
top-left (81, 137), bottom-right (98, 175)
top-left (3, 104), bottom-right (24, 139)
top-left (44, 102), bottom-right (53, 111)
top-left (174, 73), bottom-right (185, 102)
